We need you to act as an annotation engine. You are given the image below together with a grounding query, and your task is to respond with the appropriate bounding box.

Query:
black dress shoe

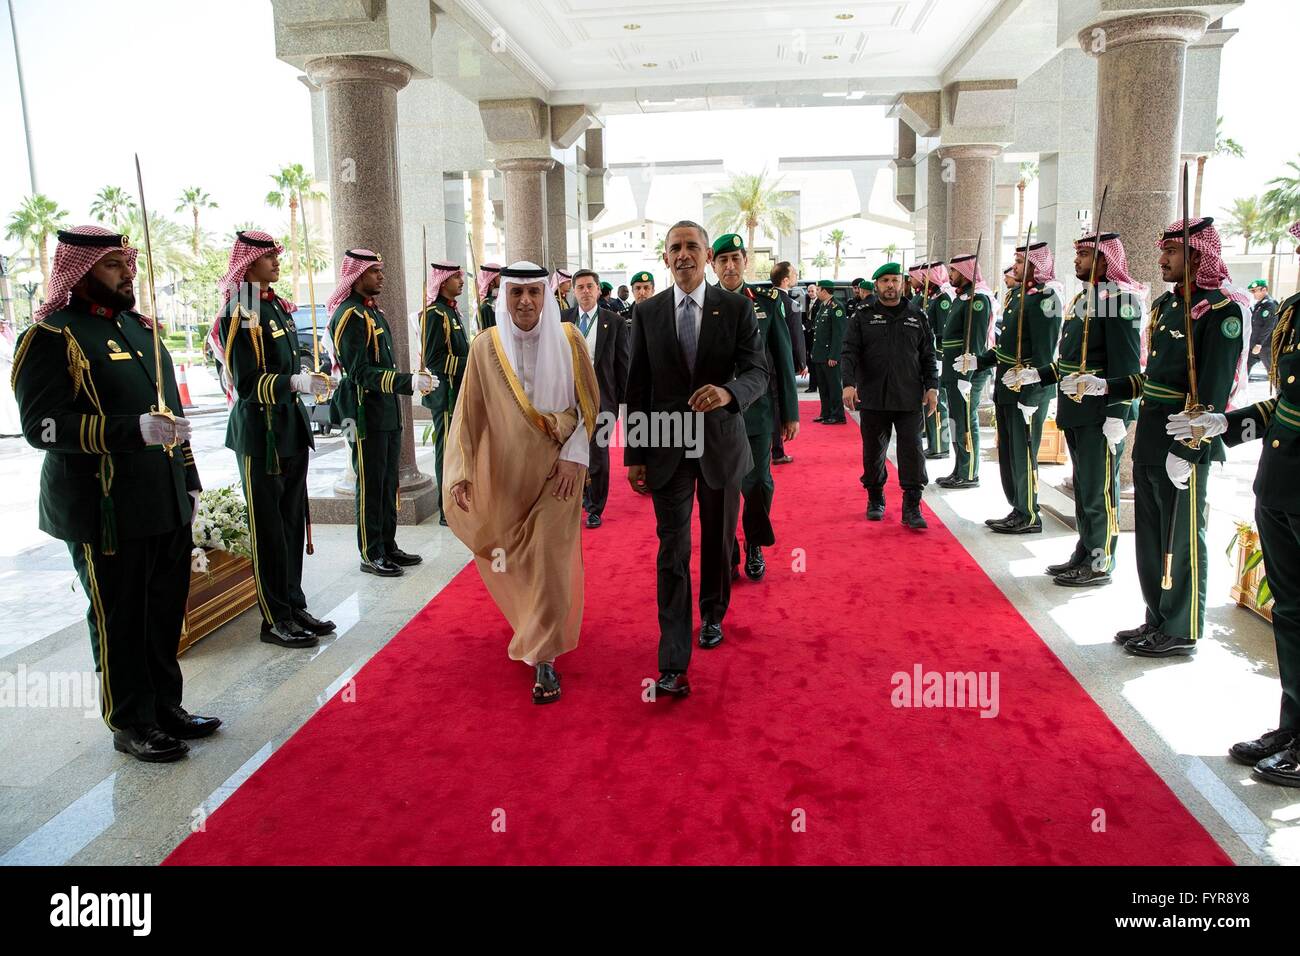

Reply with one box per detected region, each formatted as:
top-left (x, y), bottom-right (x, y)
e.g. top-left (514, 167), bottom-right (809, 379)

top-left (1054, 566), bottom-right (1111, 588)
top-left (261, 620), bottom-right (319, 648)
top-left (439, 513), bottom-right (448, 527)
top-left (294, 608), bottom-right (336, 635)
top-left (361, 557), bottom-right (403, 577)
top-left (945, 477), bottom-right (980, 489)
top-left (586, 513), bottom-right (603, 528)
top-left (699, 622), bottom-right (723, 649)
top-left (388, 548), bottom-right (423, 567)
top-left (1114, 622), bottom-right (1158, 645)
top-left (655, 671), bottom-right (691, 697)
top-left (986, 512), bottom-right (1017, 527)
top-left (824, 417), bottom-right (847, 425)
top-left (158, 704), bottom-right (222, 740)
top-left (925, 450), bottom-right (949, 460)
top-left (113, 726), bottom-right (189, 763)
top-left (1255, 747), bottom-right (1300, 787)
top-left (1125, 630), bottom-right (1196, 657)
top-left (992, 518), bottom-right (1042, 534)
top-left (901, 501), bottom-right (927, 530)
top-left (773, 455), bottom-right (794, 465)
top-left (1046, 556), bottom-right (1085, 576)
top-left (812, 416), bottom-right (826, 423)
top-left (744, 544), bottom-right (766, 581)
top-left (1230, 729), bottom-right (1298, 766)
top-left (866, 495), bottom-right (885, 521)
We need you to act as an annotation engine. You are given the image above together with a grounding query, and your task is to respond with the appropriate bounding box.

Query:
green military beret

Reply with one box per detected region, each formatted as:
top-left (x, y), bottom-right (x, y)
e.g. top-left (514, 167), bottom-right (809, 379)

top-left (816, 279), bottom-right (835, 290)
top-left (872, 262), bottom-right (903, 280)
top-left (600, 281), bottom-right (613, 293)
top-left (1247, 279), bottom-right (1268, 290)
top-left (711, 233), bottom-right (745, 255)
top-left (631, 271), bottom-right (654, 285)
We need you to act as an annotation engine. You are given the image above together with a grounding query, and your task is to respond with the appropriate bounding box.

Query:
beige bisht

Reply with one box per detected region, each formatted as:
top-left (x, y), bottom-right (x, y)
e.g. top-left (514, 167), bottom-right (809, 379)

top-left (443, 263), bottom-right (600, 664)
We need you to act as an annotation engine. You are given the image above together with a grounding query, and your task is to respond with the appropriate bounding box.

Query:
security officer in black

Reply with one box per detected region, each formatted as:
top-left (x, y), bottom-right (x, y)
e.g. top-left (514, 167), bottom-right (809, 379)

top-left (1248, 278), bottom-right (1279, 378)
top-left (12, 226), bottom-right (219, 762)
top-left (841, 262), bottom-right (939, 529)
top-left (420, 263), bottom-right (469, 526)
top-left (218, 231), bottom-right (335, 647)
top-left (1189, 289), bottom-right (1300, 783)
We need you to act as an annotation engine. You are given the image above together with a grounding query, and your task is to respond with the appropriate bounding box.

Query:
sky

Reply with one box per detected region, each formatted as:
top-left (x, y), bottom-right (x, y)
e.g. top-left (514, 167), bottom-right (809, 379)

top-left (1, 0), bottom-right (1296, 269)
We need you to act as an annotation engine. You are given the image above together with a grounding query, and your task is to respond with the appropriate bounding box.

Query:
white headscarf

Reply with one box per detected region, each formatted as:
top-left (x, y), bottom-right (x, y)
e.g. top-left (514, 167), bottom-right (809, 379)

top-left (494, 261), bottom-right (576, 414)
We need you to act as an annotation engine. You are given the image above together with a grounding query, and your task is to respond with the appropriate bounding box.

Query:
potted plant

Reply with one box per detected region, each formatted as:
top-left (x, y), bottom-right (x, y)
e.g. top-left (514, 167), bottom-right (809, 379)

top-left (181, 485), bottom-right (258, 653)
top-left (1227, 521), bottom-right (1274, 624)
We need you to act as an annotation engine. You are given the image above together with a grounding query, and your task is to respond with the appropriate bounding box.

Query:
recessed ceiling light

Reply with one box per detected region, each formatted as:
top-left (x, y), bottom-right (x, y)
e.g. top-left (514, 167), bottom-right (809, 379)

top-left (642, 62), bottom-right (658, 68)
top-left (624, 23), bottom-right (641, 30)
top-left (822, 54), bottom-right (839, 60)
top-left (835, 12), bottom-right (854, 19)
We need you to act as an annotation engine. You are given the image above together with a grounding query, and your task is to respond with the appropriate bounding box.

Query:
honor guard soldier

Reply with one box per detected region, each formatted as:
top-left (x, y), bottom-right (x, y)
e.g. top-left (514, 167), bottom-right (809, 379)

top-left (551, 269), bottom-right (573, 312)
top-left (328, 249), bottom-right (437, 576)
top-left (958, 241), bottom-right (1063, 534)
top-left (811, 279), bottom-right (847, 424)
top-left (1071, 217), bottom-right (1248, 657)
top-left (12, 226), bottom-right (219, 762)
top-left (1018, 233), bottom-right (1143, 585)
top-left (938, 253), bottom-right (994, 488)
top-left (216, 231), bottom-right (334, 647)
top-left (919, 261), bottom-right (953, 461)
top-left (421, 263), bottom-right (469, 526)
top-left (477, 262), bottom-right (502, 332)
top-left (1248, 278), bottom-right (1279, 378)
top-left (841, 262), bottom-right (940, 528)
top-left (630, 270), bottom-right (656, 306)
top-left (1191, 222), bottom-right (1300, 782)
top-left (712, 234), bottom-right (800, 579)
top-left (906, 263), bottom-right (925, 306)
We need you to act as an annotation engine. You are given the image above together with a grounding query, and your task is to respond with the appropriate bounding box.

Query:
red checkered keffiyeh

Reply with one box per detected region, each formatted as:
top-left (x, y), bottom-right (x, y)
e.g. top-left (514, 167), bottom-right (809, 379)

top-left (548, 269), bottom-right (572, 296)
top-left (478, 262), bottom-right (502, 302)
top-left (208, 231), bottom-right (296, 404)
top-left (427, 262), bottom-right (462, 302)
top-left (36, 226), bottom-right (138, 325)
top-left (949, 254), bottom-right (999, 348)
top-left (1289, 219), bottom-right (1300, 242)
top-left (326, 249), bottom-right (383, 316)
top-left (1076, 232), bottom-right (1146, 297)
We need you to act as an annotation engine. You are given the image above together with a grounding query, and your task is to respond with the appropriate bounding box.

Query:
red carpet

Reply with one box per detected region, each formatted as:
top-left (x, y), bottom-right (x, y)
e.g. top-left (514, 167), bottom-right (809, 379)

top-left (166, 419), bottom-right (1230, 865)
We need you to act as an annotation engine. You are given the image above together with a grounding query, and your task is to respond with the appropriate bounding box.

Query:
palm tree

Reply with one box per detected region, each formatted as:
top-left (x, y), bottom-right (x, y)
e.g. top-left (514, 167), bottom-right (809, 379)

top-left (882, 242), bottom-right (899, 262)
top-left (174, 187), bottom-right (218, 256)
top-left (1222, 196), bottom-right (1264, 254)
top-left (825, 229), bottom-right (847, 279)
top-left (1016, 162), bottom-right (1039, 241)
top-left (708, 170), bottom-right (796, 277)
top-left (278, 221), bottom-right (330, 284)
top-left (5, 194), bottom-right (69, 291)
top-left (811, 250), bottom-right (830, 279)
top-left (89, 186), bottom-right (136, 229)
top-left (118, 208), bottom-right (193, 318)
top-left (266, 163), bottom-right (326, 296)
top-left (1195, 116), bottom-right (1245, 217)
top-left (1262, 156), bottom-right (1300, 290)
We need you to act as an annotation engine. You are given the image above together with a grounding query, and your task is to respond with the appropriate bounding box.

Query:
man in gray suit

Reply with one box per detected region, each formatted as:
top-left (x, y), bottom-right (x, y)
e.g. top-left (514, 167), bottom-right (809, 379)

top-left (625, 221), bottom-right (768, 698)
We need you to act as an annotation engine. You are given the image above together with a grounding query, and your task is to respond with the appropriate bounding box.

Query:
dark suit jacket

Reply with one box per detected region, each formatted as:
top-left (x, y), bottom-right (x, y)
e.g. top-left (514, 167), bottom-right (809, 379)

top-left (561, 306), bottom-right (629, 412)
top-left (775, 287), bottom-right (806, 370)
top-left (623, 283), bottom-right (768, 490)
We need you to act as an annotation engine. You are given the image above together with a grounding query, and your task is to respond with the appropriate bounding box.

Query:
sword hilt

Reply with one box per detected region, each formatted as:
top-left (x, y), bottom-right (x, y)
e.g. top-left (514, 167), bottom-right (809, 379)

top-left (149, 406), bottom-right (178, 457)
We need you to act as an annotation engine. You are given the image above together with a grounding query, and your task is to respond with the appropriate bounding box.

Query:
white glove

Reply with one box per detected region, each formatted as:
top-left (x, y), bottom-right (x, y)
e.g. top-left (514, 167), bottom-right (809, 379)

top-left (956, 379), bottom-right (972, 402)
top-left (954, 353), bottom-right (978, 374)
top-left (413, 371), bottom-right (439, 393)
top-left (1166, 411), bottom-right (1227, 442)
top-left (1059, 373), bottom-right (1081, 398)
top-left (1074, 374), bottom-right (1108, 396)
top-left (290, 372), bottom-right (330, 398)
top-left (1018, 402), bottom-right (1036, 424)
top-left (1165, 452), bottom-right (1192, 490)
top-left (1003, 367), bottom-right (1041, 389)
top-left (1102, 417), bottom-right (1128, 452)
top-left (139, 412), bottom-right (190, 445)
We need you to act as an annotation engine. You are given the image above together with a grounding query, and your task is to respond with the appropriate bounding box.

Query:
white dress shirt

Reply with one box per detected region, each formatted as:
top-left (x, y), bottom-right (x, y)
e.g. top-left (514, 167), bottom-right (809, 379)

top-left (673, 279), bottom-right (707, 343)
top-left (576, 306), bottom-right (600, 355)
top-left (512, 320), bottom-right (589, 466)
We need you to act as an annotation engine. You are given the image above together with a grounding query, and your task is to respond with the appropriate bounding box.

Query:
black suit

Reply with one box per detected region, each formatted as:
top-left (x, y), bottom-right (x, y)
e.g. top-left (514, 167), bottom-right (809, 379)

top-left (772, 286), bottom-right (805, 459)
top-left (562, 305), bottom-right (630, 517)
top-left (625, 283), bottom-right (768, 673)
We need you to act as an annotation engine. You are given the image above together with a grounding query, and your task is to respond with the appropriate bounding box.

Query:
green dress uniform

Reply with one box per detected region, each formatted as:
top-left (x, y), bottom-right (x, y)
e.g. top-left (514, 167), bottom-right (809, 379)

top-left (420, 294), bottom-right (469, 504)
top-left (730, 282), bottom-right (800, 570)
top-left (479, 293), bottom-right (497, 331)
top-left (940, 287), bottom-right (993, 482)
top-left (976, 282), bottom-right (1063, 525)
top-left (1225, 294), bottom-right (1300, 743)
top-left (1106, 285), bottom-right (1244, 645)
top-left (921, 288), bottom-right (952, 456)
top-left (218, 290), bottom-right (314, 627)
top-left (12, 299), bottom-right (200, 731)
top-left (1036, 284), bottom-right (1142, 574)
top-left (811, 292), bottom-right (847, 423)
top-left (329, 292), bottom-right (416, 562)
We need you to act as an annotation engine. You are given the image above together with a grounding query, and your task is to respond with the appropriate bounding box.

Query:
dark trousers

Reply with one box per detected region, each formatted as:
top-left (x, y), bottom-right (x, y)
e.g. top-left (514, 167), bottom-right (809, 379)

top-left (771, 418), bottom-right (786, 459)
top-left (816, 362), bottom-right (843, 420)
top-left (924, 386), bottom-right (950, 455)
top-left (859, 408), bottom-right (927, 494)
top-left (733, 429), bottom-right (775, 564)
top-left (584, 432), bottom-right (611, 518)
top-left (994, 401), bottom-right (1049, 522)
top-left (428, 392), bottom-right (455, 510)
top-left (69, 525), bottom-right (190, 731)
top-left (651, 457), bottom-right (740, 673)
top-left (238, 451), bottom-right (308, 625)
top-left (1134, 460), bottom-right (1210, 642)
top-left (1064, 424), bottom-right (1123, 573)
top-left (351, 427), bottom-right (400, 561)
top-left (946, 374), bottom-right (987, 481)
top-left (1258, 505), bottom-right (1300, 730)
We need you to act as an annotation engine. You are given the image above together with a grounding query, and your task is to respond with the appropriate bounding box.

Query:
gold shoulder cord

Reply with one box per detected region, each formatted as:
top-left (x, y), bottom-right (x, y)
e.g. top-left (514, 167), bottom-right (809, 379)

top-left (1271, 302), bottom-right (1295, 394)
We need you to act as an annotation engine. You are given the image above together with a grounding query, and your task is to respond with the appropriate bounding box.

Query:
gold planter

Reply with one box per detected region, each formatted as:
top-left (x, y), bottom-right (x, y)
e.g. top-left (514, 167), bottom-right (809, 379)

top-left (180, 550), bottom-right (258, 655)
top-left (1229, 527), bottom-right (1275, 624)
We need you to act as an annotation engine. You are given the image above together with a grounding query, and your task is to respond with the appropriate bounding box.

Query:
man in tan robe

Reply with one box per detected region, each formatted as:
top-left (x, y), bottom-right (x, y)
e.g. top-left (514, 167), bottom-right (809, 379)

top-left (443, 263), bottom-right (600, 704)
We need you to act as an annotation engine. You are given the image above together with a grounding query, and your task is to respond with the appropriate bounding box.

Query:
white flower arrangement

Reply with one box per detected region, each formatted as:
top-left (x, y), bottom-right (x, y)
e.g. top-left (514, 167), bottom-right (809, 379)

top-left (191, 485), bottom-right (252, 560)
